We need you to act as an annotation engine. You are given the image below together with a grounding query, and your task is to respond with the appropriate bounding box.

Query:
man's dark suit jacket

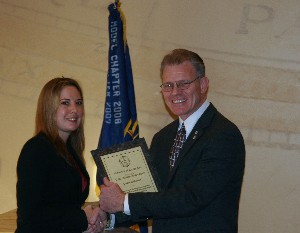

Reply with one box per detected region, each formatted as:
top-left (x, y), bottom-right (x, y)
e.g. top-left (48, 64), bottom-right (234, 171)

top-left (16, 133), bottom-right (90, 233)
top-left (127, 103), bottom-right (245, 233)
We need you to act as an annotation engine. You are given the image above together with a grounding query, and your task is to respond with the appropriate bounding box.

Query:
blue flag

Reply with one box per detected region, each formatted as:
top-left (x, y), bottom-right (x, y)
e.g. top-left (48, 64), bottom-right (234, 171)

top-left (97, 3), bottom-right (148, 232)
top-left (98, 2), bottom-right (139, 149)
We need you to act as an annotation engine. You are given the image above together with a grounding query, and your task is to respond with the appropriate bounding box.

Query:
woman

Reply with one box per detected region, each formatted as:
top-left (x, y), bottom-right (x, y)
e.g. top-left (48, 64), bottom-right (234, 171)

top-left (16, 77), bottom-right (105, 233)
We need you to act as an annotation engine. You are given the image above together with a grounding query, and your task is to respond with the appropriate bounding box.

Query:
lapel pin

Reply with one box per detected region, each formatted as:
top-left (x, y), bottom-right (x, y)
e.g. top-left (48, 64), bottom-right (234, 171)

top-left (193, 131), bottom-right (198, 140)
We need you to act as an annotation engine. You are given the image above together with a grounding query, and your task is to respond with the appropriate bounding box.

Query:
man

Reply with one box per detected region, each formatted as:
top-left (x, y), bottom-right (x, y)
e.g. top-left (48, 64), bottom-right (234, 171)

top-left (100, 49), bottom-right (245, 233)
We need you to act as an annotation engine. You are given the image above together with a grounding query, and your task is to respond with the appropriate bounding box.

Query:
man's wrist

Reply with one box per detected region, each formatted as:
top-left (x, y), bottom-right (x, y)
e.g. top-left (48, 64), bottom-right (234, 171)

top-left (123, 193), bottom-right (131, 215)
top-left (105, 213), bottom-right (115, 230)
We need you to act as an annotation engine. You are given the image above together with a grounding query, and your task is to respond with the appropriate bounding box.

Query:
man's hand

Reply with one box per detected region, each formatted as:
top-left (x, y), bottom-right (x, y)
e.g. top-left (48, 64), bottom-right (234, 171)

top-left (83, 205), bottom-right (106, 233)
top-left (100, 177), bottom-right (125, 213)
top-left (98, 208), bottom-right (107, 228)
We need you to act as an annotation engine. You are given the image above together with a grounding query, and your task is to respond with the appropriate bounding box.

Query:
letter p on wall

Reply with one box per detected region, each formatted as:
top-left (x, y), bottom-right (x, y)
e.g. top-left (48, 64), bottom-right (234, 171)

top-left (236, 4), bottom-right (274, 34)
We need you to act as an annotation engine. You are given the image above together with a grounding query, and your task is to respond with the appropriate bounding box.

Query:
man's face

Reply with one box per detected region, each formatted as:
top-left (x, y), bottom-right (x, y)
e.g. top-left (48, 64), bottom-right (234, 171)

top-left (161, 61), bottom-right (208, 120)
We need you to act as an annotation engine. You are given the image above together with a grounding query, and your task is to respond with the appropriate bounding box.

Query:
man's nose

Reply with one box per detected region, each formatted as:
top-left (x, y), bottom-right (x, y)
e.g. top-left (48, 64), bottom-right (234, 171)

top-left (170, 84), bottom-right (182, 94)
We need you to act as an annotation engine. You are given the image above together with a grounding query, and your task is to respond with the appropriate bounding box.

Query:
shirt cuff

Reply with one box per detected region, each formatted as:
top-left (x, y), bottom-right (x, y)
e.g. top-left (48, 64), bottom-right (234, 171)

top-left (105, 213), bottom-right (115, 230)
top-left (123, 193), bottom-right (131, 215)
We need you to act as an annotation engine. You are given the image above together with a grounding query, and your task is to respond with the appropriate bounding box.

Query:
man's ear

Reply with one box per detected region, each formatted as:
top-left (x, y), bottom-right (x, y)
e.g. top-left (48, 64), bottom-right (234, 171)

top-left (200, 76), bottom-right (209, 94)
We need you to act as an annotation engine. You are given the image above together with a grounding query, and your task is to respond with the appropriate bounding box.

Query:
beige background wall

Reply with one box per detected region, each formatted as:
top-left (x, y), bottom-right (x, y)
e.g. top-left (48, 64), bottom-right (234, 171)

top-left (0, 0), bottom-right (299, 232)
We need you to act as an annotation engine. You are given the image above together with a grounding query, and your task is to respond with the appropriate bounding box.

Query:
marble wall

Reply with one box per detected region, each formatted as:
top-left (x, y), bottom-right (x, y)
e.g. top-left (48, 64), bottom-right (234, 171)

top-left (0, 0), bottom-right (299, 232)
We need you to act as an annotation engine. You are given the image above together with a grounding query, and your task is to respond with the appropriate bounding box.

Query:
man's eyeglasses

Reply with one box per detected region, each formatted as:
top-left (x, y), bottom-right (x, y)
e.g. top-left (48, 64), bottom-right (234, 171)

top-left (160, 76), bottom-right (201, 92)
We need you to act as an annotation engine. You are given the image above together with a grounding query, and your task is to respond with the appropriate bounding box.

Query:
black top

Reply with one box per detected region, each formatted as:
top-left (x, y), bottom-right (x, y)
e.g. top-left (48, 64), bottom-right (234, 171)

top-left (16, 133), bottom-right (90, 233)
top-left (127, 104), bottom-right (245, 233)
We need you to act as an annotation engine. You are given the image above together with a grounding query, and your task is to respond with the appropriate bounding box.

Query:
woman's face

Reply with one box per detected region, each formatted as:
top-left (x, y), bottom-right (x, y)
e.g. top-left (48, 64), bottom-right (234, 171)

top-left (56, 86), bottom-right (84, 142)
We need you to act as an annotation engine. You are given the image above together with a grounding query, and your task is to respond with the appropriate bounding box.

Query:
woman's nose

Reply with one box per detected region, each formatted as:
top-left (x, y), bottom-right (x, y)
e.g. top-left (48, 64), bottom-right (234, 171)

top-left (70, 103), bottom-right (77, 113)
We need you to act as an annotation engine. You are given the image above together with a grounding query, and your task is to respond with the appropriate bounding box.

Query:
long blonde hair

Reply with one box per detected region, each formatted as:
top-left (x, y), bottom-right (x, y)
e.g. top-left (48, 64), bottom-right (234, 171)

top-left (35, 77), bottom-right (85, 166)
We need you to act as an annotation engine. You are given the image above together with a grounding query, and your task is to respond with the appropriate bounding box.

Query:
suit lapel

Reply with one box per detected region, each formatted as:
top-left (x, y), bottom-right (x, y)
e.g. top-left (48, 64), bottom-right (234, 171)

top-left (157, 120), bottom-right (179, 187)
top-left (167, 104), bottom-right (217, 182)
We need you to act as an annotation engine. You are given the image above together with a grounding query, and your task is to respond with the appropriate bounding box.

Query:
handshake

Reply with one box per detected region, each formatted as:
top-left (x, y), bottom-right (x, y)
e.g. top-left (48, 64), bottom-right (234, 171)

top-left (82, 177), bottom-right (126, 233)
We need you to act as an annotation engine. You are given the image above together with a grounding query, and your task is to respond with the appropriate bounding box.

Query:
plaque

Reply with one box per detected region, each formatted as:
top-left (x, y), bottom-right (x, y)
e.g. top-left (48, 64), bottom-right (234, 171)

top-left (91, 138), bottom-right (159, 193)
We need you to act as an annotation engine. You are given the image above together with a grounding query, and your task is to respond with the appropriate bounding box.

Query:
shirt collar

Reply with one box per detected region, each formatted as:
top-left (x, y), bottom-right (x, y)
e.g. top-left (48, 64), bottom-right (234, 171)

top-left (179, 100), bottom-right (210, 138)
